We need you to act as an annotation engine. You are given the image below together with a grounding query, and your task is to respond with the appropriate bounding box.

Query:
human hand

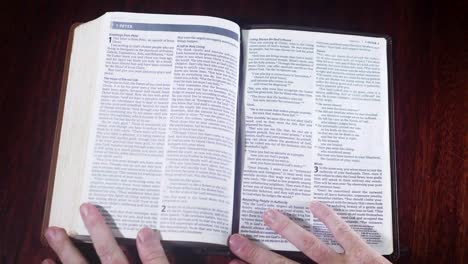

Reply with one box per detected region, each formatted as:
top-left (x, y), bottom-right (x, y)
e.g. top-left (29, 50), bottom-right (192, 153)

top-left (228, 201), bottom-right (391, 264)
top-left (42, 203), bottom-right (169, 264)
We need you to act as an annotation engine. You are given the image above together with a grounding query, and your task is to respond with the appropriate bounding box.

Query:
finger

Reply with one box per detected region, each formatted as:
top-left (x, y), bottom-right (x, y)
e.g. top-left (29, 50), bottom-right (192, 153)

top-left (229, 234), bottom-right (296, 264)
top-left (80, 203), bottom-right (128, 264)
top-left (229, 259), bottom-right (247, 264)
top-left (41, 258), bottom-right (57, 264)
top-left (44, 227), bottom-right (88, 264)
top-left (263, 209), bottom-right (338, 263)
top-left (136, 227), bottom-right (170, 264)
top-left (309, 201), bottom-right (366, 251)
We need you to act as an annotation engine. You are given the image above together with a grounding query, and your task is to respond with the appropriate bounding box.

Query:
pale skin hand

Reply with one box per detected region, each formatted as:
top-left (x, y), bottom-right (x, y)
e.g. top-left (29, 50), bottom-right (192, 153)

top-left (42, 203), bottom-right (169, 264)
top-left (43, 201), bottom-right (390, 264)
top-left (228, 201), bottom-right (391, 264)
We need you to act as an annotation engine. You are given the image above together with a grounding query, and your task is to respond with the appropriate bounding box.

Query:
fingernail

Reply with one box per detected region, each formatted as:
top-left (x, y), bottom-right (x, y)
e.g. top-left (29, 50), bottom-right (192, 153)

top-left (80, 203), bottom-right (89, 217)
top-left (309, 201), bottom-right (321, 213)
top-left (45, 228), bottom-right (57, 242)
top-left (229, 234), bottom-right (246, 252)
top-left (263, 209), bottom-right (278, 225)
top-left (138, 227), bottom-right (158, 244)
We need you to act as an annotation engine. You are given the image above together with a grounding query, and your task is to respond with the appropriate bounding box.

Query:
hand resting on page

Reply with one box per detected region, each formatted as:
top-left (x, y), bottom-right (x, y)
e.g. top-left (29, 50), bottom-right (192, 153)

top-left (42, 201), bottom-right (390, 264)
top-left (42, 203), bottom-right (170, 264)
top-left (228, 201), bottom-right (391, 264)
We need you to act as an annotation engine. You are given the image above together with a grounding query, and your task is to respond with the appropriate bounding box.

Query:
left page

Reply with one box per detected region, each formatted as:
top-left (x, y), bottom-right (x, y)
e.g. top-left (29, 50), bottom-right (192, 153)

top-left (48, 18), bottom-right (105, 235)
top-left (73, 12), bottom-right (241, 246)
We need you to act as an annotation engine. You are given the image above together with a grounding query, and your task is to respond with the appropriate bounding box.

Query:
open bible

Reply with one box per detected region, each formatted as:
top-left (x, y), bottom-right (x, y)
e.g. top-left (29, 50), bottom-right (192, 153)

top-left (43, 12), bottom-right (399, 260)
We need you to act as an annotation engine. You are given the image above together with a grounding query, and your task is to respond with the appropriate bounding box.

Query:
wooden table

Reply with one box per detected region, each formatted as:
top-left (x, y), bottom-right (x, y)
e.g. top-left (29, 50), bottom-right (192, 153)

top-left (1, 1), bottom-right (466, 263)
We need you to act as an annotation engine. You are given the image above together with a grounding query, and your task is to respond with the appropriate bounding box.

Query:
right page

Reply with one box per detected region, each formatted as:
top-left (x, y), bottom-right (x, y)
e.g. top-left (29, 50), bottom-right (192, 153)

top-left (239, 28), bottom-right (393, 254)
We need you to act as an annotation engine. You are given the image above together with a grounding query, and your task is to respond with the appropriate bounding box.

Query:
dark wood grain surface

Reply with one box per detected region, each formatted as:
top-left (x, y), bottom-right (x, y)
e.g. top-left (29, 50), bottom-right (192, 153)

top-left (1, 0), bottom-right (466, 263)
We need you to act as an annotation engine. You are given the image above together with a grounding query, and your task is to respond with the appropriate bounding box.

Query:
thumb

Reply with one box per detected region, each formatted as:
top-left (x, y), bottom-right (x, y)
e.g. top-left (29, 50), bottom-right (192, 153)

top-left (136, 227), bottom-right (170, 264)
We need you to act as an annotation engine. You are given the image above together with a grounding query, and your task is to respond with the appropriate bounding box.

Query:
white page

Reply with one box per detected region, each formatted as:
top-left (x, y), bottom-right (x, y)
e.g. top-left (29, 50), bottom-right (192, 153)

top-left (48, 17), bottom-right (104, 234)
top-left (239, 29), bottom-right (393, 254)
top-left (76, 12), bottom-right (240, 246)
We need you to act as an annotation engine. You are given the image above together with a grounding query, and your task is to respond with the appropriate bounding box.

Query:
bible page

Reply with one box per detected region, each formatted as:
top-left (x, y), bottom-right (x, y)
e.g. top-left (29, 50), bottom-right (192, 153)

top-left (239, 28), bottom-right (393, 254)
top-left (75, 12), bottom-right (240, 246)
